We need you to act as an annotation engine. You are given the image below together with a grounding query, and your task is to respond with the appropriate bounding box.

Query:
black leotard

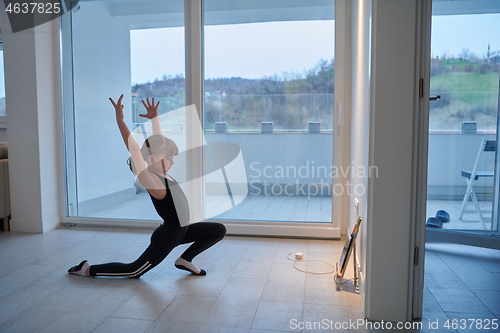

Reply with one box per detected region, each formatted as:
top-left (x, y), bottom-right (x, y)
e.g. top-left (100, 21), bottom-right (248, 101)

top-left (149, 176), bottom-right (190, 225)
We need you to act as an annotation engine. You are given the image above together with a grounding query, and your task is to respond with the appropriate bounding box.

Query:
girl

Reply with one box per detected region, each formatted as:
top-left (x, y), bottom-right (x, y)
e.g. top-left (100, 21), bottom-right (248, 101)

top-left (68, 95), bottom-right (226, 277)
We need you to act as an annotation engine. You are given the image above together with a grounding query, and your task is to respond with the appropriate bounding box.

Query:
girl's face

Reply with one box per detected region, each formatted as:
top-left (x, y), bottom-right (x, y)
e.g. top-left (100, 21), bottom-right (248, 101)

top-left (163, 156), bottom-right (175, 172)
top-left (149, 154), bottom-right (174, 174)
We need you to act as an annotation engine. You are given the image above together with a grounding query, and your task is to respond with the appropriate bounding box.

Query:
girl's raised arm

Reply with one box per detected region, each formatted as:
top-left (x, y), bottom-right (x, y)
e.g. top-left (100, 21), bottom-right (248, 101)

top-left (140, 97), bottom-right (162, 135)
top-left (109, 95), bottom-right (166, 199)
top-left (110, 95), bottom-right (133, 151)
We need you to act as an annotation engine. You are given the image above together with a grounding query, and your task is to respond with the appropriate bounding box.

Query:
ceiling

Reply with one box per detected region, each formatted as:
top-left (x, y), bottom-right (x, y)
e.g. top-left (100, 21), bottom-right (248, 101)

top-left (78, 0), bottom-right (500, 30)
top-left (79, 0), bottom-right (334, 29)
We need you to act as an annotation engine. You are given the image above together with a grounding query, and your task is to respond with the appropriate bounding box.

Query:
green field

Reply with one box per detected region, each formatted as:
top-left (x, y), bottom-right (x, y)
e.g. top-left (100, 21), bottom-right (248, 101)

top-left (431, 71), bottom-right (499, 93)
top-left (429, 71), bottom-right (499, 130)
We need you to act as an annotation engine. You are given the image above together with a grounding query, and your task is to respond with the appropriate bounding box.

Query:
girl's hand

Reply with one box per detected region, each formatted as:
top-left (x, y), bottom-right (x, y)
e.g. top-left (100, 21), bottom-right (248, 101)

top-left (109, 94), bottom-right (125, 121)
top-left (139, 97), bottom-right (160, 119)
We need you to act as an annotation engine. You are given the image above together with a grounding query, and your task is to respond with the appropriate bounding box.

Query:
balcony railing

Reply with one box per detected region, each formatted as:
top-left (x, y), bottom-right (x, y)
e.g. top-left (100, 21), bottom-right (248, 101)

top-left (132, 93), bottom-right (335, 132)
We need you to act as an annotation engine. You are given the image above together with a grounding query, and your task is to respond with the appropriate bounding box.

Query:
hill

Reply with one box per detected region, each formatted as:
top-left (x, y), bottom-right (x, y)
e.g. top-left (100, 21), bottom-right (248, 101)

top-left (429, 60), bottom-right (499, 131)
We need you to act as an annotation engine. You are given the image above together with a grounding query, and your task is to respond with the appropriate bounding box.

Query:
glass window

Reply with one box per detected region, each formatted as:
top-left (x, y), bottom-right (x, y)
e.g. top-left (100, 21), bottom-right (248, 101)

top-left (203, 0), bottom-right (335, 222)
top-left (427, 6), bottom-right (500, 233)
top-left (430, 14), bottom-right (500, 132)
top-left (64, 1), bottom-right (184, 220)
top-left (62, 0), bottom-right (336, 228)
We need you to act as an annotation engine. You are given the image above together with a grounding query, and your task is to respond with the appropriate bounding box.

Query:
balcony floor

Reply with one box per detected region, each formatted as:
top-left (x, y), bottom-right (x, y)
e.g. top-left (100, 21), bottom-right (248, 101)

top-left (85, 192), bottom-right (494, 230)
top-left (85, 192), bottom-right (333, 223)
top-left (427, 199), bottom-right (494, 231)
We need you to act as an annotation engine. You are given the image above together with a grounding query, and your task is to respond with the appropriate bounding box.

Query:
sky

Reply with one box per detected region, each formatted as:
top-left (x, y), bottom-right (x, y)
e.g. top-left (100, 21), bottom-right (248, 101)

top-left (1, 12), bottom-right (499, 98)
top-left (130, 13), bottom-right (500, 85)
top-left (430, 13), bottom-right (500, 59)
top-left (130, 20), bottom-right (335, 84)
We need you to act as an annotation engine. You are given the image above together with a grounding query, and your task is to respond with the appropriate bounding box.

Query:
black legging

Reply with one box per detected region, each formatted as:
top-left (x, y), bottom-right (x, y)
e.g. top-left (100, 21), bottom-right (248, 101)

top-left (89, 221), bottom-right (226, 277)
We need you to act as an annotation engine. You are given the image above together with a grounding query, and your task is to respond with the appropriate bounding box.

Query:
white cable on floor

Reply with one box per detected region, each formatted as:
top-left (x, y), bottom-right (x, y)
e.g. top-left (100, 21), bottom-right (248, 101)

top-left (286, 252), bottom-right (352, 285)
top-left (286, 252), bottom-right (336, 275)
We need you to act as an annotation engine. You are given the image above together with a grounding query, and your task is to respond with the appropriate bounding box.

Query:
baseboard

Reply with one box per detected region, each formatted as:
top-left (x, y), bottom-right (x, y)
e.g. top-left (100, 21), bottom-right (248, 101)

top-left (357, 262), bottom-right (365, 309)
top-left (10, 214), bottom-right (61, 233)
top-left (222, 221), bottom-right (341, 238)
top-left (61, 217), bottom-right (341, 239)
top-left (10, 218), bottom-right (44, 233)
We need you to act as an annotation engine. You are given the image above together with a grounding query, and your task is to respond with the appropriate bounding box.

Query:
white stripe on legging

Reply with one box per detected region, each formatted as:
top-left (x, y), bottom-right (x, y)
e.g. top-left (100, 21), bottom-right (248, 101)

top-left (95, 261), bottom-right (151, 277)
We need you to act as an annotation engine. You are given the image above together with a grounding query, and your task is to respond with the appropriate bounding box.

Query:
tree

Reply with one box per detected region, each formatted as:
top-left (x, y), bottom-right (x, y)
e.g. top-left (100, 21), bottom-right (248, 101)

top-left (459, 48), bottom-right (477, 62)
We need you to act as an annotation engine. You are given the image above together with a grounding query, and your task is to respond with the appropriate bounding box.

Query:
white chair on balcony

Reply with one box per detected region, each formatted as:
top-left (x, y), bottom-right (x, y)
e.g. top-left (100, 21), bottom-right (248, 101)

top-left (459, 139), bottom-right (496, 229)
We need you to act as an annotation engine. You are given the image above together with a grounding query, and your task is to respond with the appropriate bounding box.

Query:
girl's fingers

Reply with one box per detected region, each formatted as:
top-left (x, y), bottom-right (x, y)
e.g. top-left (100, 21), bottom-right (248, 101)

top-left (110, 95), bottom-right (125, 109)
top-left (141, 97), bottom-right (159, 110)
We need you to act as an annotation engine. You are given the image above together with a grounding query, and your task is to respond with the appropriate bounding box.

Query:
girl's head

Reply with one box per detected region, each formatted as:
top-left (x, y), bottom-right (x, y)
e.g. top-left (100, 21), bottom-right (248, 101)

top-left (141, 134), bottom-right (178, 162)
top-left (128, 134), bottom-right (179, 174)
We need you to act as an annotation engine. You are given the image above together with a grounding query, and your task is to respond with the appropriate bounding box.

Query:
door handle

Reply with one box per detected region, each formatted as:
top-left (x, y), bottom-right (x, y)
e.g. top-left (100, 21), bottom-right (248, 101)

top-left (429, 95), bottom-right (441, 101)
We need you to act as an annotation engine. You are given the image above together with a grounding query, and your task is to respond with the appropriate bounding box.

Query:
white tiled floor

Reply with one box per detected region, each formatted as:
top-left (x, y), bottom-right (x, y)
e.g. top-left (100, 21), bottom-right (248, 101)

top-left (0, 228), bottom-right (498, 332)
top-left (422, 243), bottom-right (500, 333)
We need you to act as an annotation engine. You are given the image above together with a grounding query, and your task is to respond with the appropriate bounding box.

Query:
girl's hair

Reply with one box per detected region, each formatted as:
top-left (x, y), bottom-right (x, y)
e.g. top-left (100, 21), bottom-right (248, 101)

top-left (127, 134), bottom-right (179, 174)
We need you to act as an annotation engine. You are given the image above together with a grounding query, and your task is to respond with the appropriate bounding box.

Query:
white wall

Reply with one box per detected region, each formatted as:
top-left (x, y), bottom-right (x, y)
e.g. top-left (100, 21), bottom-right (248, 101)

top-left (332, 0), bottom-right (352, 239)
top-left (349, 0), bottom-right (372, 311)
top-left (0, 9), bottom-right (61, 232)
top-left (364, 0), bottom-right (421, 322)
top-left (0, 13), bottom-right (5, 143)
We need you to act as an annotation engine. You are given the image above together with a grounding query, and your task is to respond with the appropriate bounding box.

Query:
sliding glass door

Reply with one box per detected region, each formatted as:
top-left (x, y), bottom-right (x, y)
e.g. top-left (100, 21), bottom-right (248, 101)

top-left (202, 0), bottom-right (335, 223)
top-left (62, 0), bottom-right (336, 234)
top-left (63, 0), bottom-right (185, 223)
top-left (426, 0), bottom-right (500, 241)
